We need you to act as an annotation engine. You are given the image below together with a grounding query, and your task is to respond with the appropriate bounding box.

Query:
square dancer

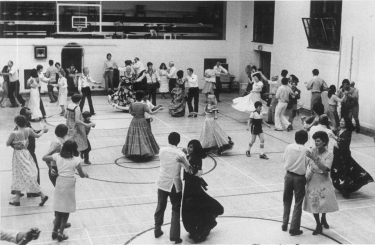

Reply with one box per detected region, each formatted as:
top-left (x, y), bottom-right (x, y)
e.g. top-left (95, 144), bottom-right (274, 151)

top-left (154, 132), bottom-right (191, 244)
top-left (275, 78), bottom-right (296, 131)
top-left (246, 101), bottom-right (271, 159)
top-left (185, 68), bottom-right (199, 117)
top-left (282, 130), bottom-right (309, 236)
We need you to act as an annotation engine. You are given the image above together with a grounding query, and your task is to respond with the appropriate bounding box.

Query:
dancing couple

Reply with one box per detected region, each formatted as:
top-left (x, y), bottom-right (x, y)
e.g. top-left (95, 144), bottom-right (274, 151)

top-left (154, 132), bottom-right (224, 243)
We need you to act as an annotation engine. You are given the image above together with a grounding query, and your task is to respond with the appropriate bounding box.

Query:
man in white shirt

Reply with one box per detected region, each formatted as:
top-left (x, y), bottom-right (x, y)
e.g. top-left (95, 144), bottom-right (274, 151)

top-left (167, 61), bottom-right (177, 93)
top-left (103, 53), bottom-right (118, 95)
top-left (185, 68), bottom-right (199, 117)
top-left (213, 62), bottom-right (228, 102)
top-left (145, 62), bottom-right (160, 106)
top-left (78, 67), bottom-right (95, 115)
top-left (45, 60), bottom-right (59, 102)
top-left (275, 78), bottom-right (296, 131)
top-left (154, 132), bottom-right (190, 244)
top-left (2, 61), bottom-right (26, 107)
top-left (282, 130), bottom-right (309, 236)
top-left (266, 74), bottom-right (280, 124)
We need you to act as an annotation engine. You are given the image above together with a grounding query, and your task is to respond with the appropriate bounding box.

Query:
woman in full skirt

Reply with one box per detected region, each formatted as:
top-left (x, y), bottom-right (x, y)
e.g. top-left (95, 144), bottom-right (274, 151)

top-left (232, 72), bottom-right (264, 113)
top-left (169, 70), bottom-right (186, 117)
top-left (330, 117), bottom-right (373, 198)
top-left (200, 95), bottom-right (234, 155)
top-left (108, 66), bottom-right (136, 111)
top-left (181, 140), bottom-right (224, 241)
top-left (122, 91), bottom-right (163, 158)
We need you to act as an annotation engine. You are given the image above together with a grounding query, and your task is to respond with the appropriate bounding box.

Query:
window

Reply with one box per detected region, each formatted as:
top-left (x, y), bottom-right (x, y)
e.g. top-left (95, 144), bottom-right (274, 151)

top-left (302, 0), bottom-right (342, 51)
top-left (253, 1), bottom-right (275, 44)
top-left (0, 1), bottom-right (226, 40)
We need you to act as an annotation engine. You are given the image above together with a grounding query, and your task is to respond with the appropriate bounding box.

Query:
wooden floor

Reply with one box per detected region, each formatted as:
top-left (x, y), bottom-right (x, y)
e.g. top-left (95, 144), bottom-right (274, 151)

top-left (1, 93), bottom-right (375, 244)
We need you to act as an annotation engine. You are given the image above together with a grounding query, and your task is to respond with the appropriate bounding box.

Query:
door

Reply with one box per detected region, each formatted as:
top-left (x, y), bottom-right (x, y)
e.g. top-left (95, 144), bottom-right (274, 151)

top-left (259, 51), bottom-right (271, 79)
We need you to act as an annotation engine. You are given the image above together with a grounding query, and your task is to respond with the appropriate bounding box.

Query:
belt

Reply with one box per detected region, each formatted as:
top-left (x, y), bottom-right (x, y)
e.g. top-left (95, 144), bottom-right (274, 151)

top-left (312, 92), bottom-right (321, 94)
top-left (287, 170), bottom-right (305, 177)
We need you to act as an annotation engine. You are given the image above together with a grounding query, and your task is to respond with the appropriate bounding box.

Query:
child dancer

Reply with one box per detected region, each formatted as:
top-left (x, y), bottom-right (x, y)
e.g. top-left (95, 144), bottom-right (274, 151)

top-left (246, 101), bottom-right (271, 159)
top-left (200, 95), bottom-right (234, 155)
top-left (81, 111), bottom-right (94, 164)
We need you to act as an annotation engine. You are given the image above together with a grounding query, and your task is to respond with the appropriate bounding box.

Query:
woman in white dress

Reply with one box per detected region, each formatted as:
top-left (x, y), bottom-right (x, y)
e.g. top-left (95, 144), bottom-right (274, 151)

top-left (158, 63), bottom-right (169, 98)
top-left (232, 72), bottom-right (264, 112)
top-left (52, 70), bottom-right (68, 116)
top-left (27, 69), bottom-right (42, 121)
top-left (6, 115), bottom-right (49, 206)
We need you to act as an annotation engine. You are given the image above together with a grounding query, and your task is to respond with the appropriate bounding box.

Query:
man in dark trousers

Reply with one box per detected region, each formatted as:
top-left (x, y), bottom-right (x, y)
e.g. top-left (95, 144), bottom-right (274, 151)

top-left (282, 130), bottom-right (309, 236)
top-left (78, 67), bottom-right (95, 115)
top-left (154, 132), bottom-right (191, 244)
top-left (1, 61), bottom-right (25, 107)
top-left (37, 64), bottom-right (52, 119)
top-left (185, 68), bottom-right (199, 117)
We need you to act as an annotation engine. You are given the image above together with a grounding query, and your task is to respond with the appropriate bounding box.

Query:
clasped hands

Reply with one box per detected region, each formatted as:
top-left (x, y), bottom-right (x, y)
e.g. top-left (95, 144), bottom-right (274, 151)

top-left (305, 150), bottom-right (317, 162)
top-left (176, 155), bottom-right (203, 177)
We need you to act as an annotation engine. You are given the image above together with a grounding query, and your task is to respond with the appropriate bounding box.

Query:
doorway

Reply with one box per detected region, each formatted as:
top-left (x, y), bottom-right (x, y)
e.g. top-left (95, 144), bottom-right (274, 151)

top-left (259, 51), bottom-right (271, 79)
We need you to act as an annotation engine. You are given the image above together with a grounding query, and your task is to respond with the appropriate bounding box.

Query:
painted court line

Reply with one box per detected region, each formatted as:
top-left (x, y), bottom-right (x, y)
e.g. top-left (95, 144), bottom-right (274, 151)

top-left (85, 227), bottom-right (94, 245)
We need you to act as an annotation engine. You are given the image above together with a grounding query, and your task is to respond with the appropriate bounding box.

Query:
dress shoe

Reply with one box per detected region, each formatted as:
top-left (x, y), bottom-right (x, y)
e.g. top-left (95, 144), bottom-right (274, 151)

top-left (259, 154), bottom-right (269, 160)
top-left (274, 128), bottom-right (283, 131)
top-left (84, 160), bottom-right (91, 165)
top-left (27, 193), bottom-right (40, 198)
top-left (9, 201), bottom-right (20, 206)
top-left (266, 121), bottom-right (275, 125)
top-left (217, 100), bottom-right (221, 102)
top-left (39, 196), bottom-right (49, 206)
top-left (154, 230), bottom-right (163, 238)
top-left (10, 105), bottom-right (19, 108)
top-left (281, 224), bottom-right (288, 231)
top-left (52, 231), bottom-right (58, 240)
top-left (188, 114), bottom-right (193, 117)
top-left (91, 112), bottom-right (96, 115)
top-left (21, 102), bottom-right (25, 107)
top-left (289, 230), bottom-right (303, 236)
top-left (287, 125), bottom-right (293, 132)
top-left (194, 114), bottom-right (197, 118)
top-left (312, 225), bottom-right (322, 235)
top-left (57, 233), bottom-right (68, 242)
top-left (321, 218), bottom-right (329, 229)
top-left (170, 238), bottom-right (183, 244)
